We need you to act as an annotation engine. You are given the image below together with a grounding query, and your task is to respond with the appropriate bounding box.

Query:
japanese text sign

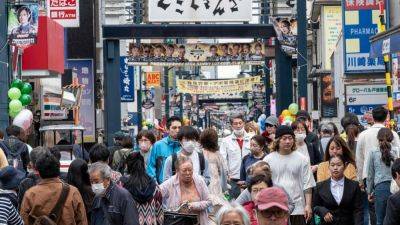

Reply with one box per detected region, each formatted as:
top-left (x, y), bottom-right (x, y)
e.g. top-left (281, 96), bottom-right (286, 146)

top-left (47, 0), bottom-right (80, 27)
top-left (120, 57), bottom-right (134, 102)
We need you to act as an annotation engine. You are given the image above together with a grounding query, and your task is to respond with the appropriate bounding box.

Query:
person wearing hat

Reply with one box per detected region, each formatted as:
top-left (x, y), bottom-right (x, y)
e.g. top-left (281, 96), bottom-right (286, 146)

top-left (264, 125), bottom-right (315, 225)
top-left (107, 131), bottom-right (126, 169)
top-left (0, 166), bottom-right (25, 209)
top-left (319, 123), bottom-right (335, 155)
top-left (262, 116), bottom-right (278, 147)
top-left (254, 187), bottom-right (290, 225)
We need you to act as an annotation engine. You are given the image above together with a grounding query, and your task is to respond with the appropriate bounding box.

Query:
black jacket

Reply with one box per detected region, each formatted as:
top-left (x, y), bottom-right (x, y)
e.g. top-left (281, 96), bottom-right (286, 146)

top-left (383, 191), bottom-right (400, 225)
top-left (313, 178), bottom-right (363, 225)
top-left (305, 132), bottom-right (322, 166)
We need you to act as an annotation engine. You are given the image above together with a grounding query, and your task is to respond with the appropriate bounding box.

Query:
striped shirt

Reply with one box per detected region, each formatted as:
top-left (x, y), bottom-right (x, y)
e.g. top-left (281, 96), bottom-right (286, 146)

top-left (0, 196), bottom-right (23, 225)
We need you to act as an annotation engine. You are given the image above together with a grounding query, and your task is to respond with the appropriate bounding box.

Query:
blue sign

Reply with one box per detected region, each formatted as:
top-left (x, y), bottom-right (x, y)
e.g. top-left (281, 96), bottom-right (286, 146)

top-left (120, 57), bottom-right (135, 102)
top-left (343, 2), bottom-right (385, 73)
top-left (345, 104), bottom-right (382, 115)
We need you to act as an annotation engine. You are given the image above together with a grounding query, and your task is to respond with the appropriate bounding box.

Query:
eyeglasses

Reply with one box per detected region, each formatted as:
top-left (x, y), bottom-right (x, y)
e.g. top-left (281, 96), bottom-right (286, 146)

top-left (258, 209), bottom-right (288, 219)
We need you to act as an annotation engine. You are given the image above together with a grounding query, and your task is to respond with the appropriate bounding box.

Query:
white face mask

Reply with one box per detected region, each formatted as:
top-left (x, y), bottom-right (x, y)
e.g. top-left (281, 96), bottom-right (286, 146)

top-left (233, 128), bottom-right (244, 136)
top-left (91, 182), bottom-right (106, 195)
top-left (181, 140), bottom-right (197, 153)
top-left (295, 133), bottom-right (306, 143)
top-left (248, 132), bottom-right (256, 137)
top-left (139, 142), bottom-right (150, 152)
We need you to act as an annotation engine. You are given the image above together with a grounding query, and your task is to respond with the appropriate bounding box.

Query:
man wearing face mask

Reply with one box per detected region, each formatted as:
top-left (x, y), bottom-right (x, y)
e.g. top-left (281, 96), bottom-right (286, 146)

top-left (89, 162), bottom-right (139, 225)
top-left (220, 114), bottom-right (252, 199)
top-left (147, 116), bottom-right (182, 184)
top-left (162, 126), bottom-right (211, 184)
top-left (319, 123), bottom-right (334, 155)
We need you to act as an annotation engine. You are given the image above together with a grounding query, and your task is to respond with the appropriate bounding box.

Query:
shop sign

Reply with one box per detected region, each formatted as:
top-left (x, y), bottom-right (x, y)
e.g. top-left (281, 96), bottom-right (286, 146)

top-left (47, 0), bottom-right (80, 27)
top-left (346, 84), bottom-right (387, 106)
top-left (8, 4), bottom-right (39, 47)
top-left (322, 6), bottom-right (342, 70)
top-left (145, 72), bottom-right (161, 88)
top-left (343, 0), bottom-right (385, 73)
top-left (66, 59), bottom-right (95, 142)
top-left (148, 0), bottom-right (252, 22)
top-left (120, 57), bottom-right (134, 102)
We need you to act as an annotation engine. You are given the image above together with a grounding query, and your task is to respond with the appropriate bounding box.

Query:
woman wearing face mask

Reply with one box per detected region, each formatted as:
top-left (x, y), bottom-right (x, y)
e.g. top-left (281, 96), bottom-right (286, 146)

top-left (135, 130), bottom-right (156, 167)
top-left (245, 122), bottom-right (260, 137)
top-left (163, 126), bottom-right (211, 184)
top-left (292, 121), bottom-right (322, 173)
top-left (317, 136), bottom-right (357, 182)
top-left (313, 155), bottom-right (363, 225)
top-left (160, 155), bottom-right (211, 225)
top-left (239, 135), bottom-right (268, 188)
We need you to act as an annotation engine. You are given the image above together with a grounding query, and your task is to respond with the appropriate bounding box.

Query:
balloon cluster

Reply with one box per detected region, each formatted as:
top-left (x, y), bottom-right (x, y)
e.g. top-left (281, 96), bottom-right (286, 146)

top-left (8, 79), bottom-right (32, 118)
top-left (278, 103), bottom-right (299, 125)
top-left (142, 119), bottom-right (154, 130)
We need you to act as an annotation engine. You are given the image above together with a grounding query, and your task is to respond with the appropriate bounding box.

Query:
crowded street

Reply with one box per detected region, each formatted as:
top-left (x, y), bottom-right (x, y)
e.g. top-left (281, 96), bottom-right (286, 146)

top-left (1, 0), bottom-right (400, 225)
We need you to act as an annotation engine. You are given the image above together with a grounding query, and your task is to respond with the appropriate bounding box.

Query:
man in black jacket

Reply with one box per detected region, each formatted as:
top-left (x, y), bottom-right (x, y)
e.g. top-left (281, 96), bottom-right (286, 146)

top-left (383, 159), bottom-right (400, 225)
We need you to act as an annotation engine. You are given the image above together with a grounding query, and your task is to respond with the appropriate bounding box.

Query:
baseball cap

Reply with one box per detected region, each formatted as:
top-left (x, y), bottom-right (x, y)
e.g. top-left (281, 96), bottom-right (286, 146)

top-left (296, 110), bottom-right (311, 121)
top-left (255, 187), bottom-right (289, 212)
top-left (113, 131), bottom-right (126, 140)
top-left (320, 123), bottom-right (334, 133)
top-left (0, 166), bottom-right (26, 190)
top-left (275, 125), bottom-right (295, 139)
top-left (265, 116), bottom-right (279, 127)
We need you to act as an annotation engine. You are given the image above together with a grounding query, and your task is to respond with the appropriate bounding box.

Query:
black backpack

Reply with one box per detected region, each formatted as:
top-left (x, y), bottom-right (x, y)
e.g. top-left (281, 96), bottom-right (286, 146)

top-left (0, 140), bottom-right (25, 172)
top-left (171, 152), bottom-right (205, 176)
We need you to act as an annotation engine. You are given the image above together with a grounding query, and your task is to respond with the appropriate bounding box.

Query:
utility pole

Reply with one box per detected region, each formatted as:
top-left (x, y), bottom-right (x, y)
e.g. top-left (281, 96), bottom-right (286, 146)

top-left (0, 1), bottom-right (10, 130)
top-left (297, 0), bottom-right (308, 109)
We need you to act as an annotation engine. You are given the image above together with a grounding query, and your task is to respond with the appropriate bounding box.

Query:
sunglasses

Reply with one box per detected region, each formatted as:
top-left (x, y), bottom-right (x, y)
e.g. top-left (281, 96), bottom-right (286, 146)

top-left (258, 209), bottom-right (287, 219)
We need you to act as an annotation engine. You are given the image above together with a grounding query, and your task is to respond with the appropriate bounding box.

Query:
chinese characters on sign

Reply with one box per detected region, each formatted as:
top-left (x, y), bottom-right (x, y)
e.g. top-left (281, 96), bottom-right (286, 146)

top-left (322, 6), bottom-right (342, 70)
top-left (120, 57), bottom-right (134, 102)
top-left (47, 0), bottom-right (80, 27)
top-left (149, 0), bottom-right (252, 22)
top-left (343, 0), bottom-right (385, 72)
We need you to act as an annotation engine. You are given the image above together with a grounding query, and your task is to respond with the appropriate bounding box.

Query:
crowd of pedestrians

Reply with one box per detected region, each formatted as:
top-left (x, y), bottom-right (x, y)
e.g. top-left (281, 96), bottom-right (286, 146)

top-left (0, 107), bottom-right (400, 225)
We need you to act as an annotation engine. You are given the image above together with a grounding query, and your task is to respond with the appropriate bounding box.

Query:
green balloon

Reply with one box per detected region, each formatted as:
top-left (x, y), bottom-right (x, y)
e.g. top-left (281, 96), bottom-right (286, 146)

top-left (8, 87), bottom-right (21, 100)
top-left (20, 94), bottom-right (32, 106)
top-left (9, 99), bottom-right (23, 113)
top-left (21, 83), bottom-right (32, 95)
top-left (11, 79), bottom-right (23, 89)
top-left (9, 109), bottom-right (19, 118)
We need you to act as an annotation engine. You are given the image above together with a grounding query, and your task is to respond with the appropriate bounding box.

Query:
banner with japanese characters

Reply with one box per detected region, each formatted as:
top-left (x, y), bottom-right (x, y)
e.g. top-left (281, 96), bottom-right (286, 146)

top-left (120, 57), bottom-right (134, 102)
top-left (127, 42), bottom-right (266, 66)
top-left (149, 0), bottom-right (252, 22)
top-left (343, 0), bottom-right (385, 73)
top-left (272, 17), bottom-right (297, 56)
top-left (177, 76), bottom-right (261, 94)
top-left (8, 3), bottom-right (39, 47)
top-left (47, 0), bottom-right (80, 27)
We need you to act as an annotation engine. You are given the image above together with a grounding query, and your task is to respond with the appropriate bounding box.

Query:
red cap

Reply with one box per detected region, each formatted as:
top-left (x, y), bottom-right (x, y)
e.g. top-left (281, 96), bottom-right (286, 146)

top-left (255, 187), bottom-right (289, 211)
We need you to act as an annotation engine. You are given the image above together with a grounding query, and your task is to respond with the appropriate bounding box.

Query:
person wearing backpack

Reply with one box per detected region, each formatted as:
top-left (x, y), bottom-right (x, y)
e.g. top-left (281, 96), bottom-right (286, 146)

top-left (20, 151), bottom-right (88, 225)
top-left (112, 136), bottom-right (133, 174)
top-left (0, 125), bottom-right (30, 174)
top-left (162, 126), bottom-right (211, 184)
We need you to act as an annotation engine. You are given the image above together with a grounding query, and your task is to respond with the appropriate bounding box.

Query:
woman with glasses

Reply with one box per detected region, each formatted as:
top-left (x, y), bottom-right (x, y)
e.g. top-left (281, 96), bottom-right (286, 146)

top-left (316, 136), bottom-right (357, 182)
top-left (313, 155), bottom-right (363, 225)
top-left (135, 130), bottom-right (156, 167)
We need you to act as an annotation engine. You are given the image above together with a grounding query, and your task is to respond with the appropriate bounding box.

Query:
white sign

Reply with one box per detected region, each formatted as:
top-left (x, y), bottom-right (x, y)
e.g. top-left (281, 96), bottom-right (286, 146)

top-left (47, 0), bottom-right (80, 27)
top-left (346, 53), bottom-right (385, 71)
top-left (149, 0), bottom-right (252, 22)
top-left (382, 38), bottom-right (390, 55)
top-left (322, 6), bottom-right (342, 70)
top-left (346, 84), bottom-right (387, 106)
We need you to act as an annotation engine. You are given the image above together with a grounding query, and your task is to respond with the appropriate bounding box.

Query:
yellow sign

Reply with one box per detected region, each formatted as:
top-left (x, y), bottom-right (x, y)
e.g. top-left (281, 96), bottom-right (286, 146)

top-left (145, 72), bottom-right (161, 87)
top-left (322, 6), bottom-right (342, 70)
top-left (177, 76), bottom-right (261, 94)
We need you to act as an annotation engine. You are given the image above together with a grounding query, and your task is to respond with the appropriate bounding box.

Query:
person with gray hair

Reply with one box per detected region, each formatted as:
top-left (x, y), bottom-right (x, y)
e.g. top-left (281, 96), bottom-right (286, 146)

top-left (216, 202), bottom-right (250, 225)
top-left (89, 162), bottom-right (139, 225)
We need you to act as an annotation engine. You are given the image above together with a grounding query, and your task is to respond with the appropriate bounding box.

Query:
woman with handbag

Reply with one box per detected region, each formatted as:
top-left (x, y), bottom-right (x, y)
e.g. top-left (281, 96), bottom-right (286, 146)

top-left (366, 128), bottom-right (399, 225)
top-left (160, 154), bottom-right (211, 225)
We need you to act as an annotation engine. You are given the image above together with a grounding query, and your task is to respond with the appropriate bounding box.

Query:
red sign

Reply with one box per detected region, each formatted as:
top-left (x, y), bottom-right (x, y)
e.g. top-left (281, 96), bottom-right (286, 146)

top-left (345, 0), bottom-right (381, 10)
top-left (47, 0), bottom-right (80, 27)
top-left (50, 0), bottom-right (77, 7)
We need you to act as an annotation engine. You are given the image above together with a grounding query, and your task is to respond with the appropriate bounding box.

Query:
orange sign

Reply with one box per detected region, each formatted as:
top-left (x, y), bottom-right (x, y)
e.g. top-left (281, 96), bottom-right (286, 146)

top-left (145, 72), bottom-right (161, 87)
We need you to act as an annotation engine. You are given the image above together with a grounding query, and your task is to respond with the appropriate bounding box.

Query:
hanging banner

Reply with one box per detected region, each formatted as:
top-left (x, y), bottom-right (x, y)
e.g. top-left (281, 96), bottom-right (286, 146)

top-left (342, 0), bottom-right (385, 73)
top-left (272, 17), bottom-right (297, 56)
top-left (177, 76), bottom-right (261, 94)
top-left (120, 57), bottom-right (134, 102)
top-left (67, 59), bottom-right (95, 143)
top-left (145, 72), bottom-right (161, 88)
top-left (8, 4), bottom-right (39, 47)
top-left (149, 0), bottom-right (252, 22)
top-left (321, 74), bottom-right (337, 117)
top-left (322, 6), bottom-right (342, 70)
top-left (47, 0), bottom-right (80, 28)
top-left (128, 42), bottom-right (266, 66)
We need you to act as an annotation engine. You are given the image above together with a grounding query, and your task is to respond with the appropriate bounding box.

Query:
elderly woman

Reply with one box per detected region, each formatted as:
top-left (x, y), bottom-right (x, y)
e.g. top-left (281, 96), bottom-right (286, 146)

top-left (216, 202), bottom-right (250, 225)
top-left (160, 155), bottom-right (211, 225)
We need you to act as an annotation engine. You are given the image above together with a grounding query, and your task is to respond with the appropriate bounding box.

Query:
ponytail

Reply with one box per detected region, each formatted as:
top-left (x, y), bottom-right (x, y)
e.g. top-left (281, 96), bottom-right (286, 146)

top-left (377, 128), bottom-right (394, 167)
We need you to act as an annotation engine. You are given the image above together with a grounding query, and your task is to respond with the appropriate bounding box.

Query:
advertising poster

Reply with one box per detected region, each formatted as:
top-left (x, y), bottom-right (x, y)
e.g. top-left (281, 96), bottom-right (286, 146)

top-left (67, 59), bottom-right (96, 143)
top-left (142, 89), bottom-right (155, 122)
top-left (120, 57), bottom-right (134, 102)
top-left (321, 74), bottom-right (337, 118)
top-left (128, 42), bottom-right (266, 66)
top-left (322, 6), bottom-right (342, 70)
top-left (149, 0), bottom-right (252, 22)
top-left (145, 72), bottom-right (162, 88)
top-left (8, 4), bottom-right (39, 47)
top-left (47, 0), bottom-right (80, 27)
top-left (392, 54), bottom-right (399, 94)
top-left (248, 83), bottom-right (266, 121)
top-left (272, 17), bottom-right (297, 56)
top-left (342, 0), bottom-right (385, 73)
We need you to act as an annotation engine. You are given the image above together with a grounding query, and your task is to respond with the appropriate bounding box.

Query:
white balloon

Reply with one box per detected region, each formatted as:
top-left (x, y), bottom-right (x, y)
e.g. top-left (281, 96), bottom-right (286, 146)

top-left (12, 109), bottom-right (33, 131)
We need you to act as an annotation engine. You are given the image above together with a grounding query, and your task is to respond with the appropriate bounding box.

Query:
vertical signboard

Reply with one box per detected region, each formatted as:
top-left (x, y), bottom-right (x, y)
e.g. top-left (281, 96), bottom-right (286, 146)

top-left (47, 0), bottom-right (80, 27)
top-left (67, 59), bottom-right (95, 142)
top-left (343, 0), bottom-right (385, 73)
top-left (322, 6), bottom-right (342, 70)
top-left (120, 57), bottom-right (134, 102)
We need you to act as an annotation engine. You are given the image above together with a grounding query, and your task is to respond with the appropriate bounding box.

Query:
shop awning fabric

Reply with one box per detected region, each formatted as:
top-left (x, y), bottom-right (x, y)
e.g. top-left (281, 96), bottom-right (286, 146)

top-left (370, 25), bottom-right (400, 58)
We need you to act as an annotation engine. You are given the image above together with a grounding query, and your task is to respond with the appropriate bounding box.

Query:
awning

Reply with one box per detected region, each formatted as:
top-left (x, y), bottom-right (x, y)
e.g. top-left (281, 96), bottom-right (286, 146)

top-left (370, 25), bottom-right (400, 58)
